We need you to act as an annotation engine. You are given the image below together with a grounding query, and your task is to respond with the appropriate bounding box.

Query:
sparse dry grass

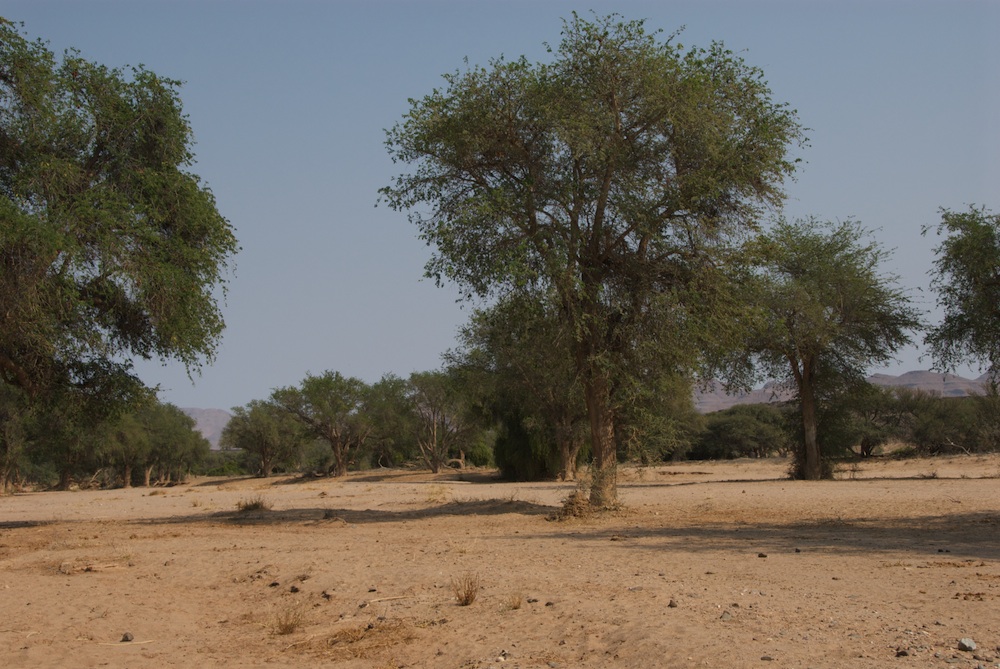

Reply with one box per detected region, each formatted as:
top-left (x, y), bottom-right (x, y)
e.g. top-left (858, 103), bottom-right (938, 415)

top-left (424, 485), bottom-right (450, 504)
top-left (501, 590), bottom-right (523, 611)
top-left (452, 572), bottom-right (480, 606)
top-left (236, 494), bottom-right (272, 513)
top-left (273, 601), bottom-right (307, 635)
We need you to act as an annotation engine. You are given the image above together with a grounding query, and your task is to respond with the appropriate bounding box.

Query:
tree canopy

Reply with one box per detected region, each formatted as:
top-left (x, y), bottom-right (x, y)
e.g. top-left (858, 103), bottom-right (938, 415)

top-left (0, 21), bottom-right (238, 402)
top-left (736, 218), bottom-right (922, 479)
top-left (383, 13), bottom-right (804, 506)
top-left (924, 206), bottom-right (1000, 384)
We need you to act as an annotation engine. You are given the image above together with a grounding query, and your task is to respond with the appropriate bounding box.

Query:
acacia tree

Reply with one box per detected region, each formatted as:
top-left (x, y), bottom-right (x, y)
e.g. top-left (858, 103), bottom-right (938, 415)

top-left (139, 401), bottom-right (209, 485)
top-left (221, 400), bottom-right (302, 478)
top-left (0, 22), bottom-right (237, 402)
top-left (408, 370), bottom-right (474, 473)
top-left (365, 374), bottom-right (418, 468)
top-left (272, 372), bottom-right (371, 477)
top-left (382, 13), bottom-right (803, 507)
top-left (924, 206), bottom-right (1000, 384)
top-left (737, 219), bottom-right (922, 479)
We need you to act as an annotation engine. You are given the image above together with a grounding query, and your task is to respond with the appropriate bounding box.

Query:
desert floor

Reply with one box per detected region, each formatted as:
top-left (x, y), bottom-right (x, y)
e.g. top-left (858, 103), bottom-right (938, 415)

top-left (1, 455), bottom-right (999, 669)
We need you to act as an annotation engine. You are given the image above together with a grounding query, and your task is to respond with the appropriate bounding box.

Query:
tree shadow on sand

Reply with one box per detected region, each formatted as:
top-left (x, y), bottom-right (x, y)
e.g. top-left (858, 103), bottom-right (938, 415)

top-left (135, 496), bottom-right (558, 527)
top-left (516, 510), bottom-right (1000, 561)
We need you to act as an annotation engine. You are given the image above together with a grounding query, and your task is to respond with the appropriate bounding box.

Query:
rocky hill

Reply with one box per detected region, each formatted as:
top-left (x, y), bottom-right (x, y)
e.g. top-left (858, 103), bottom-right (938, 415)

top-left (181, 408), bottom-right (232, 449)
top-left (694, 370), bottom-right (989, 414)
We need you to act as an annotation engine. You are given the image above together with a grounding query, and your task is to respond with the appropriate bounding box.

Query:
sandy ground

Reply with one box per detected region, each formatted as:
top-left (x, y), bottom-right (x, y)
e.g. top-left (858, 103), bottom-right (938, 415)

top-left (1, 455), bottom-right (999, 669)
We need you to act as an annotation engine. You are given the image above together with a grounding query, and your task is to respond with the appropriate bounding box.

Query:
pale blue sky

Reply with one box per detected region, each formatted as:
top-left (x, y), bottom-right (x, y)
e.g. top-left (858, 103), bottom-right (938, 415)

top-left (6, 1), bottom-right (999, 409)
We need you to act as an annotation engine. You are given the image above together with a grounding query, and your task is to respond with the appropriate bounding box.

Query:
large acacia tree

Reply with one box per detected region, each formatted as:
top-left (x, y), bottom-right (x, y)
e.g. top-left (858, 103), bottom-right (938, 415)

top-left (0, 21), bottom-right (237, 401)
top-left (737, 219), bottom-right (921, 479)
top-left (383, 14), bottom-right (803, 506)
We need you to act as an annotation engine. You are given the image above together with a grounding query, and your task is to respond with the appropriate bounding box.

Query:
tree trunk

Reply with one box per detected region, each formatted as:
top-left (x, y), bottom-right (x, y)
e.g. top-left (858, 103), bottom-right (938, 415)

top-left (329, 442), bottom-right (348, 477)
top-left (800, 375), bottom-right (822, 480)
top-left (584, 374), bottom-right (617, 508)
top-left (144, 465), bottom-right (154, 488)
top-left (122, 463), bottom-right (132, 489)
top-left (58, 467), bottom-right (72, 491)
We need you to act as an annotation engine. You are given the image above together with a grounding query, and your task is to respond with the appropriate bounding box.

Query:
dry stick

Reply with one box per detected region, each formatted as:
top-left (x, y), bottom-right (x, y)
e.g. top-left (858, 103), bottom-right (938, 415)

top-left (281, 634), bottom-right (319, 652)
top-left (96, 640), bottom-right (156, 646)
top-left (368, 595), bottom-right (407, 603)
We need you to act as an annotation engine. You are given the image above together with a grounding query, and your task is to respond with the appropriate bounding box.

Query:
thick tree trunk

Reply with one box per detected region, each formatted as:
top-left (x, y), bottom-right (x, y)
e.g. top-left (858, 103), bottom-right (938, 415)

top-left (143, 466), bottom-right (154, 488)
top-left (122, 463), bottom-right (132, 489)
top-left (800, 377), bottom-right (822, 480)
top-left (329, 443), bottom-right (348, 477)
top-left (584, 375), bottom-right (617, 508)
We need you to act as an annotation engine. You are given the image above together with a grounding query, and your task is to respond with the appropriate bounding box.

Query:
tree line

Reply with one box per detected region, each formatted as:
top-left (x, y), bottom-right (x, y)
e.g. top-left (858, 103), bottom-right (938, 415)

top-left (2, 16), bottom-right (999, 502)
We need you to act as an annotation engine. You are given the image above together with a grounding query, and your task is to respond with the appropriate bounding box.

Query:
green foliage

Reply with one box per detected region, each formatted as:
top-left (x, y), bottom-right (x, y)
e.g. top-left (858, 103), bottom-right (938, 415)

top-left (383, 13), bottom-right (804, 506)
top-left (0, 382), bottom-right (32, 491)
top-left (690, 403), bottom-right (790, 460)
top-left (409, 369), bottom-right (479, 473)
top-left (364, 374), bottom-right (419, 468)
top-left (451, 292), bottom-right (588, 480)
top-left (198, 448), bottom-right (248, 477)
top-left (0, 22), bottom-right (237, 403)
top-left (221, 400), bottom-right (303, 478)
top-left (735, 219), bottom-right (922, 479)
top-left (271, 371), bottom-right (372, 477)
top-left (924, 206), bottom-right (1000, 382)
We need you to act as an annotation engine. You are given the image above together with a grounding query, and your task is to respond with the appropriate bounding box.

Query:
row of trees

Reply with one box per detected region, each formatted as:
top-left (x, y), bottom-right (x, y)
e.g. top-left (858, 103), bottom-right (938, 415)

top-left (0, 383), bottom-right (209, 491)
top-left (221, 370), bottom-right (493, 478)
top-left (691, 387), bottom-right (1000, 463)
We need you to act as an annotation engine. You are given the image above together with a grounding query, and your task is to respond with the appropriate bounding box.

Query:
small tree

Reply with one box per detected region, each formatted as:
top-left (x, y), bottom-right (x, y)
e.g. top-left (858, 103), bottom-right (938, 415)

top-left (408, 370), bottom-right (473, 473)
top-left (736, 219), bottom-right (922, 479)
top-left (272, 372), bottom-right (371, 477)
top-left (689, 404), bottom-right (790, 460)
top-left (221, 400), bottom-right (303, 478)
top-left (924, 206), bottom-right (1000, 384)
top-left (364, 374), bottom-right (419, 468)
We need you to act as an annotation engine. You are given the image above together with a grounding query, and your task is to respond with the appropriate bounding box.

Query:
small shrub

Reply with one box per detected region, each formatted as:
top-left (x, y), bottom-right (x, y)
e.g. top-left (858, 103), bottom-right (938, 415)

top-left (452, 572), bottom-right (480, 606)
top-left (273, 602), bottom-right (306, 635)
top-left (501, 591), bottom-right (523, 611)
top-left (236, 494), bottom-right (272, 513)
top-left (551, 487), bottom-right (592, 520)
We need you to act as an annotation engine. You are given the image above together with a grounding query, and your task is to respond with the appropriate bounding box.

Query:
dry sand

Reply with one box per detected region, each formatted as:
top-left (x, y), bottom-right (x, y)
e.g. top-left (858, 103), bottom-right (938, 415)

top-left (1, 455), bottom-right (999, 668)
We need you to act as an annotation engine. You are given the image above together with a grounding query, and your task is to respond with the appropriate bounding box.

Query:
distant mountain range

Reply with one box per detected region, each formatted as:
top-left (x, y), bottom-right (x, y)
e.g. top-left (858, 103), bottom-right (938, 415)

top-left (694, 370), bottom-right (990, 413)
top-left (181, 408), bottom-right (232, 449)
top-left (183, 371), bottom-right (991, 446)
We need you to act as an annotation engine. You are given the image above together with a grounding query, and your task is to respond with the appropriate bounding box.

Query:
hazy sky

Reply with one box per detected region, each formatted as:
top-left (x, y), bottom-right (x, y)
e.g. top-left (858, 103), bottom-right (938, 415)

top-left (6, 1), bottom-right (999, 410)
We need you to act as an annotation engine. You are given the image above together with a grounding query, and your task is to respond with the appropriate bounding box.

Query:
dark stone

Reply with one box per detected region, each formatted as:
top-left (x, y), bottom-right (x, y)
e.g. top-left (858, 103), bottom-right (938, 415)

top-left (120, 632), bottom-right (134, 643)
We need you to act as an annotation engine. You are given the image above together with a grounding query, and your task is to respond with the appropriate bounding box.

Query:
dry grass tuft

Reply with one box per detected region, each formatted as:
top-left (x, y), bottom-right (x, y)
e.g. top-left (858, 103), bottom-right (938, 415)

top-left (236, 494), bottom-right (272, 513)
top-left (501, 590), bottom-right (523, 611)
top-left (325, 618), bottom-right (413, 659)
top-left (452, 572), bottom-right (480, 606)
top-left (425, 485), bottom-right (450, 504)
top-left (273, 602), bottom-right (307, 635)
